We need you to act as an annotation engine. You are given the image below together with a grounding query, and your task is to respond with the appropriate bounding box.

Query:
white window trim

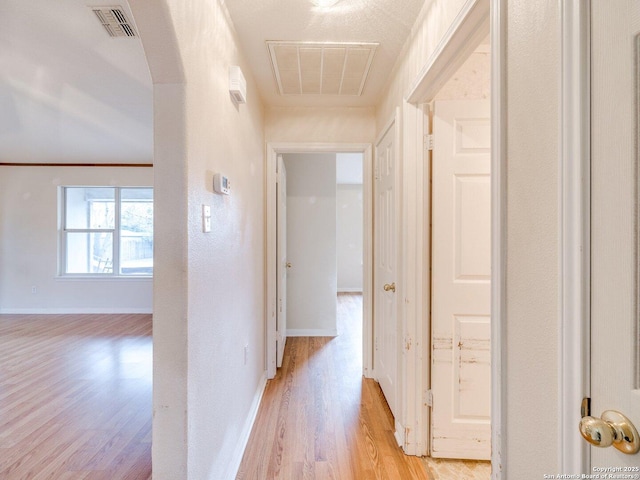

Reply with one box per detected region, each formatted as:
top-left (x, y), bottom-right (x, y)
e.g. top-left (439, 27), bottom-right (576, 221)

top-left (59, 186), bottom-right (154, 278)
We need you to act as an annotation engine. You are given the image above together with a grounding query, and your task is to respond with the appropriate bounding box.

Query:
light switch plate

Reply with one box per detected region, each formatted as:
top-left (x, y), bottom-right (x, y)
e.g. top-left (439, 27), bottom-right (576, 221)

top-left (202, 205), bottom-right (211, 233)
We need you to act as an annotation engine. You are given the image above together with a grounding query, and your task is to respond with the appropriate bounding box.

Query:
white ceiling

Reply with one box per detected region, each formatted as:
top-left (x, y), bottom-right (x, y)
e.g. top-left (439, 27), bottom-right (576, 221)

top-left (0, 0), bottom-right (152, 164)
top-left (0, 0), bottom-right (424, 164)
top-left (222, 0), bottom-right (425, 107)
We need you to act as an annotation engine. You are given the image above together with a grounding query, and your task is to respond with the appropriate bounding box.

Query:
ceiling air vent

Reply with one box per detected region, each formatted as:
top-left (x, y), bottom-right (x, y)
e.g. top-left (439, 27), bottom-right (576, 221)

top-left (92, 7), bottom-right (137, 37)
top-left (266, 41), bottom-right (378, 96)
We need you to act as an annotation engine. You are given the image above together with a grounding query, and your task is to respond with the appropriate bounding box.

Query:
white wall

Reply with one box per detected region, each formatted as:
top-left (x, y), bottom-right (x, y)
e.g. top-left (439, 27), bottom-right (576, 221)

top-left (266, 106), bottom-right (376, 144)
top-left (337, 184), bottom-right (363, 292)
top-left (130, 1), bottom-right (266, 478)
top-left (0, 166), bottom-right (153, 313)
top-left (504, 0), bottom-right (560, 475)
top-left (284, 153), bottom-right (337, 335)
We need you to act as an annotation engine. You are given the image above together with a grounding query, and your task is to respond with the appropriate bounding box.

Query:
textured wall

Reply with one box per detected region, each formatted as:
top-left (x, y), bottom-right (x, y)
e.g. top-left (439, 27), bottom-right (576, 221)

top-left (131, 0), bottom-right (266, 478)
top-left (266, 106), bottom-right (376, 144)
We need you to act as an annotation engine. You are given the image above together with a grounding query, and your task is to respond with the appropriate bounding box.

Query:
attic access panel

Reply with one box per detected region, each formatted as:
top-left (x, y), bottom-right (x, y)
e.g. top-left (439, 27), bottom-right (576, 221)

top-left (266, 41), bottom-right (378, 96)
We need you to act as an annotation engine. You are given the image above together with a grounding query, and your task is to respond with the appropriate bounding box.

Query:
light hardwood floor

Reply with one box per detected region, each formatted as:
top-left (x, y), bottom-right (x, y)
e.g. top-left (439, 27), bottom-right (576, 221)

top-left (237, 293), bottom-right (428, 480)
top-left (0, 313), bottom-right (152, 479)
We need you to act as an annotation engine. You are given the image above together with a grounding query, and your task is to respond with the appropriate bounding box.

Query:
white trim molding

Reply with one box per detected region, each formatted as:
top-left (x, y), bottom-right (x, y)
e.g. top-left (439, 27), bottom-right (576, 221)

top-left (406, 0), bottom-right (490, 103)
top-left (491, 0), bottom-right (507, 477)
top-left (0, 307), bottom-right (153, 314)
top-left (559, 0), bottom-right (591, 473)
top-left (399, 100), bottom-right (430, 456)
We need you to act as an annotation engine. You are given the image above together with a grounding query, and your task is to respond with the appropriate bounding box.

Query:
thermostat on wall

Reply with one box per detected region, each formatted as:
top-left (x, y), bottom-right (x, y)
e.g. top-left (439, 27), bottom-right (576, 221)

top-left (213, 173), bottom-right (231, 195)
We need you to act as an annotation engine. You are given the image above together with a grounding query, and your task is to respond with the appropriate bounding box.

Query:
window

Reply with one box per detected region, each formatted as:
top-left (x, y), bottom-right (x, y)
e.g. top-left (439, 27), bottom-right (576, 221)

top-left (61, 187), bottom-right (153, 276)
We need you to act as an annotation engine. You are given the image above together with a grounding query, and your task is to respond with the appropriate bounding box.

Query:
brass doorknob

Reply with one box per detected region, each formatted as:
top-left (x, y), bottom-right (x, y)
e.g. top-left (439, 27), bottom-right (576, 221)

top-left (286, 262), bottom-right (292, 268)
top-left (383, 283), bottom-right (396, 292)
top-left (579, 410), bottom-right (640, 454)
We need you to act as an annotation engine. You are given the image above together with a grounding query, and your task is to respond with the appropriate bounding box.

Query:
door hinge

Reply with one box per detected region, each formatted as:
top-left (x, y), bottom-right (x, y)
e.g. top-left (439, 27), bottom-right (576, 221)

top-left (375, 336), bottom-right (379, 351)
top-left (424, 134), bottom-right (434, 151)
top-left (581, 397), bottom-right (591, 418)
top-left (424, 389), bottom-right (433, 407)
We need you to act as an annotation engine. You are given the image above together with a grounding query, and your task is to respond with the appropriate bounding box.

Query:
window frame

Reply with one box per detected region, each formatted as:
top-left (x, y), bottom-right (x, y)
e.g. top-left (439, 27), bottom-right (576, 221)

top-left (59, 186), bottom-right (153, 278)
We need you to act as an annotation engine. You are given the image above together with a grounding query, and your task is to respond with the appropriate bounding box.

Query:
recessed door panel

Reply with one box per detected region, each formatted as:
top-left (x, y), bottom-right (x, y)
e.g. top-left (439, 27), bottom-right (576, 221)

top-left (431, 99), bottom-right (491, 460)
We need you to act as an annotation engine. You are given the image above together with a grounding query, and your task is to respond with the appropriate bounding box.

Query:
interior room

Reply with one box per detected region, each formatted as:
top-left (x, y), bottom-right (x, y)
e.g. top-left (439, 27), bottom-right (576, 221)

top-left (1, 0), bottom-right (624, 478)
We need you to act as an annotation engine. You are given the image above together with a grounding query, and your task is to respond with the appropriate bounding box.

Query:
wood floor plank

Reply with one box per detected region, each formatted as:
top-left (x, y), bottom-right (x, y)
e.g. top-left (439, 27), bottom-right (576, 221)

top-left (237, 294), bottom-right (428, 480)
top-left (0, 313), bottom-right (152, 479)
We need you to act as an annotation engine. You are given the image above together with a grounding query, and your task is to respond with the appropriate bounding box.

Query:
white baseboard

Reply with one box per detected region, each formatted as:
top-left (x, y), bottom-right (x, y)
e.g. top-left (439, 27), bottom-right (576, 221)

top-left (0, 307), bottom-right (153, 314)
top-left (227, 372), bottom-right (268, 480)
top-left (337, 288), bottom-right (363, 293)
top-left (395, 419), bottom-right (405, 448)
top-left (286, 328), bottom-right (338, 337)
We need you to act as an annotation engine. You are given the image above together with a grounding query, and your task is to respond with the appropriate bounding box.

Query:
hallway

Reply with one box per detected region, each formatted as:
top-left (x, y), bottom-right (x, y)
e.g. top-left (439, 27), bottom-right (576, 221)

top-left (237, 294), bottom-right (427, 479)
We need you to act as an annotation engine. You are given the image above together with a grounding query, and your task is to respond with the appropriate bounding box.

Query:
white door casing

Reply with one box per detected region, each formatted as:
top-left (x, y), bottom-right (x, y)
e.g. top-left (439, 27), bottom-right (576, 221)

top-left (402, 0), bottom-right (493, 462)
top-left (265, 143), bottom-right (374, 380)
top-left (431, 99), bottom-right (491, 460)
top-left (589, 0), bottom-right (640, 470)
top-left (276, 154), bottom-right (287, 368)
top-left (374, 115), bottom-right (400, 422)
top-left (398, 100), bottom-right (432, 456)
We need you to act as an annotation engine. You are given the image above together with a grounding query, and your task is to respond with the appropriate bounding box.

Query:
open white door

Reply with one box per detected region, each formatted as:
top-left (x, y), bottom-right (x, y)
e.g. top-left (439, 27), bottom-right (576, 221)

top-left (584, 0), bottom-right (640, 467)
top-left (431, 99), bottom-right (491, 460)
top-left (374, 117), bottom-right (399, 421)
top-left (276, 154), bottom-right (287, 368)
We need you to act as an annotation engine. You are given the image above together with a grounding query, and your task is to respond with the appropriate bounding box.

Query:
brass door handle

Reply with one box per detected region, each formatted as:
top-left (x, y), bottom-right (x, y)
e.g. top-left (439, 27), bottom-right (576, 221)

top-left (286, 262), bottom-right (292, 268)
top-left (383, 283), bottom-right (396, 292)
top-left (579, 410), bottom-right (640, 454)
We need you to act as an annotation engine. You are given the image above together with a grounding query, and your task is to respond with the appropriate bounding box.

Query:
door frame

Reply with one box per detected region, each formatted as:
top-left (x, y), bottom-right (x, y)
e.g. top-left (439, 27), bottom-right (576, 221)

top-left (265, 143), bottom-right (373, 379)
top-left (558, 0), bottom-right (591, 473)
top-left (404, 0), bottom-right (493, 461)
top-left (402, 0), bottom-right (590, 473)
top-left (491, 0), bottom-right (506, 475)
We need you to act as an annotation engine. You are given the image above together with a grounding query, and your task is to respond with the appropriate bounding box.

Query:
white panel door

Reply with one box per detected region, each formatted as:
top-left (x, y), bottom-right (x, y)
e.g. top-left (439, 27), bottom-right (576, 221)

top-left (374, 120), bottom-right (399, 419)
top-left (431, 100), bottom-right (491, 460)
top-left (276, 155), bottom-right (287, 368)
top-left (588, 0), bottom-right (640, 468)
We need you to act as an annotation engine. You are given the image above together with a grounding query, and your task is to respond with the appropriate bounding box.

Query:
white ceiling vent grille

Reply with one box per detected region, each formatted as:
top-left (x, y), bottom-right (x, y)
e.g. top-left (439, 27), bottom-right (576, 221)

top-left (266, 41), bottom-right (378, 96)
top-left (92, 7), bottom-right (137, 37)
